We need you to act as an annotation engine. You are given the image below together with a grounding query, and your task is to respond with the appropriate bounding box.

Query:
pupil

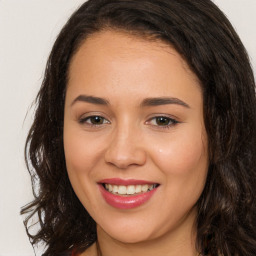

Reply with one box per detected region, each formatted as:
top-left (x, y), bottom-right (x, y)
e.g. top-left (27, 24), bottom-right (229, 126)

top-left (156, 117), bottom-right (169, 125)
top-left (92, 116), bottom-right (103, 124)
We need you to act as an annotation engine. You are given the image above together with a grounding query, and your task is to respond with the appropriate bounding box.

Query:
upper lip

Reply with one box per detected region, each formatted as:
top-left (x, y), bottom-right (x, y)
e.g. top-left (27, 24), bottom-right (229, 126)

top-left (98, 178), bottom-right (159, 186)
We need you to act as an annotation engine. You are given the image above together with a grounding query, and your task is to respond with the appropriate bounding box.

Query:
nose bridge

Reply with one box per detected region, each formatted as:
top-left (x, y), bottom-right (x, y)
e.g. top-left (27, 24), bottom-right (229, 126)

top-left (104, 120), bottom-right (146, 169)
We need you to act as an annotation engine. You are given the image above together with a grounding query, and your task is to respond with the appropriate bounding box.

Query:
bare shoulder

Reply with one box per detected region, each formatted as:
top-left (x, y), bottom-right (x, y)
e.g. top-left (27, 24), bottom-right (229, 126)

top-left (80, 243), bottom-right (98, 256)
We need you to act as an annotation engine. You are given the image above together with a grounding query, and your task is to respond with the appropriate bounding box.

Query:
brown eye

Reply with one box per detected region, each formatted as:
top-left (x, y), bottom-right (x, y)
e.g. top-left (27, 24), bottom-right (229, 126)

top-left (155, 117), bottom-right (171, 126)
top-left (79, 116), bottom-right (110, 125)
top-left (146, 116), bottom-right (179, 129)
top-left (90, 116), bottom-right (105, 125)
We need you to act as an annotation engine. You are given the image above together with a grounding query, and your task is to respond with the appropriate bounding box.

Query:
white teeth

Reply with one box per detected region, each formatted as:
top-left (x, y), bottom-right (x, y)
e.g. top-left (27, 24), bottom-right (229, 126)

top-left (141, 184), bottom-right (149, 192)
top-left (135, 185), bottom-right (141, 193)
top-left (113, 185), bottom-right (118, 193)
top-left (104, 183), bottom-right (158, 195)
top-left (127, 185), bottom-right (135, 195)
top-left (118, 185), bottom-right (127, 195)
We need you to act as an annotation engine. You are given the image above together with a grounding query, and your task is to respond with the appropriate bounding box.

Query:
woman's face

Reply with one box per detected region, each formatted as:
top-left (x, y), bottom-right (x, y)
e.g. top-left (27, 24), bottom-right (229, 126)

top-left (64, 30), bottom-right (208, 243)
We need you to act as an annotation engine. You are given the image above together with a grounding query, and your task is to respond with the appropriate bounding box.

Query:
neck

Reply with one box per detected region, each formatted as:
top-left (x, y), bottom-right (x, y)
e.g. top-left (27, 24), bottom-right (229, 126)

top-left (96, 208), bottom-right (198, 256)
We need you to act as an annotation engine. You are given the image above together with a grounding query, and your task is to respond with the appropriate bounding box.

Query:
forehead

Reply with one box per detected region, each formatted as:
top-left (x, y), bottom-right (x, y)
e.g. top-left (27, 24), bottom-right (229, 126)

top-left (68, 30), bottom-right (198, 80)
top-left (66, 30), bottom-right (202, 106)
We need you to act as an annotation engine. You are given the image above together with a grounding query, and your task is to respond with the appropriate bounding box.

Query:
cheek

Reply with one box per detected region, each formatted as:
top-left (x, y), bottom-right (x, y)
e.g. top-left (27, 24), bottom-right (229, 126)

top-left (64, 128), bottom-right (102, 175)
top-left (149, 129), bottom-right (208, 220)
top-left (63, 127), bottom-right (102, 207)
top-left (149, 128), bottom-right (208, 176)
top-left (64, 131), bottom-right (89, 192)
top-left (63, 128), bottom-right (103, 210)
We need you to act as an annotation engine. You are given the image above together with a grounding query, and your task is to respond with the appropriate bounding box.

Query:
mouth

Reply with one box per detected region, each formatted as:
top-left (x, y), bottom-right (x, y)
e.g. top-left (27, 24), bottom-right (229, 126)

top-left (98, 178), bottom-right (160, 209)
top-left (102, 183), bottom-right (159, 196)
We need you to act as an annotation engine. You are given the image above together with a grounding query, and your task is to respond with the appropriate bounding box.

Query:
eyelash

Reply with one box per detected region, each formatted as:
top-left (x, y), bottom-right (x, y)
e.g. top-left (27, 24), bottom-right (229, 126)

top-left (79, 115), bottom-right (179, 129)
top-left (146, 116), bottom-right (179, 129)
top-left (79, 116), bottom-right (110, 127)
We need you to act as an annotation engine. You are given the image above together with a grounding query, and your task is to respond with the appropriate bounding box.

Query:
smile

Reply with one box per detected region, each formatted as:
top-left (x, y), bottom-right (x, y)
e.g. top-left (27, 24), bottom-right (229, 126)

top-left (103, 183), bottom-right (158, 196)
top-left (98, 179), bottom-right (160, 209)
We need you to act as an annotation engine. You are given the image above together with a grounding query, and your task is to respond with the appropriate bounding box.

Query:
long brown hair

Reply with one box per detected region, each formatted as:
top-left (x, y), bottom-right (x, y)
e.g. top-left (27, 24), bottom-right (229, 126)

top-left (21, 0), bottom-right (256, 255)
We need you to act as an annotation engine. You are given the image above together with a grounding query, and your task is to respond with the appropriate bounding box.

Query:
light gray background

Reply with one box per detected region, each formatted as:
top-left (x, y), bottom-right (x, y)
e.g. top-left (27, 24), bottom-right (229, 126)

top-left (0, 1), bottom-right (255, 255)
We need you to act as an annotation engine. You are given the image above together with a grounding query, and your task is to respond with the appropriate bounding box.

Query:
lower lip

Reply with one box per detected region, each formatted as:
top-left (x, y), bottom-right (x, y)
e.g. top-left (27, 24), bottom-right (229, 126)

top-left (98, 184), bottom-right (158, 209)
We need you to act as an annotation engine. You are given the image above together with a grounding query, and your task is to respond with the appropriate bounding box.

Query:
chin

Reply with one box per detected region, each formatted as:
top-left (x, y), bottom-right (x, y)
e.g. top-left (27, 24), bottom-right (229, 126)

top-left (97, 218), bottom-right (161, 244)
top-left (106, 229), bottom-right (154, 244)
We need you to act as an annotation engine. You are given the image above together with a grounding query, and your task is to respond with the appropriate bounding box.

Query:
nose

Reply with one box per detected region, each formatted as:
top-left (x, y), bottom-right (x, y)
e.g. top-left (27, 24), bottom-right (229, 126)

top-left (104, 125), bottom-right (147, 169)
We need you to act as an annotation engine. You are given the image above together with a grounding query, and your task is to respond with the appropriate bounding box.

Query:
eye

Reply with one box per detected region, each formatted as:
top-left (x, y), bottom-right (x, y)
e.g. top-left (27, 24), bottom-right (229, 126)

top-left (146, 116), bottom-right (179, 128)
top-left (79, 115), bottom-right (110, 126)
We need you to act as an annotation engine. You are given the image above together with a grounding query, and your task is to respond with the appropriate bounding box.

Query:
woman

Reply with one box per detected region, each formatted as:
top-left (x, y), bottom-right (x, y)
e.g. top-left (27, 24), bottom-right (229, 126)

top-left (21, 0), bottom-right (256, 255)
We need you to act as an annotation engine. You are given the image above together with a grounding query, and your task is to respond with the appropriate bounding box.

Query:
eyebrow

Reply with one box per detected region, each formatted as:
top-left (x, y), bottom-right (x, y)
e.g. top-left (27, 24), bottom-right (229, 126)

top-left (71, 94), bottom-right (190, 108)
top-left (71, 95), bottom-right (109, 106)
top-left (141, 97), bottom-right (190, 108)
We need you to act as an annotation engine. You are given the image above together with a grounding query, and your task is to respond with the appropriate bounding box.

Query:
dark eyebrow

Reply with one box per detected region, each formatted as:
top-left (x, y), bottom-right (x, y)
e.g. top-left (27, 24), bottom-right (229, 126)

top-left (71, 95), bottom-right (189, 108)
top-left (141, 97), bottom-right (190, 108)
top-left (71, 95), bottom-right (109, 106)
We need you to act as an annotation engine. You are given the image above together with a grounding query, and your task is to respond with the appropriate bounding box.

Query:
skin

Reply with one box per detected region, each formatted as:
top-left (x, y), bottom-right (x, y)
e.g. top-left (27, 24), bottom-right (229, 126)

top-left (64, 30), bottom-right (209, 256)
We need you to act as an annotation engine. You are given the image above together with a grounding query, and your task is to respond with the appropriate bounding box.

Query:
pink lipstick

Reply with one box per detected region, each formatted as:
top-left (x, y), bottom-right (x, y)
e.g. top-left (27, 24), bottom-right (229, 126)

top-left (98, 178), bottom-right (159, 209)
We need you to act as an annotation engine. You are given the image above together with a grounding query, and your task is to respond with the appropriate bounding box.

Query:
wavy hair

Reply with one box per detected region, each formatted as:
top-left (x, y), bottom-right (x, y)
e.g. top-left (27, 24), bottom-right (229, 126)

top-left (21, 0), bottom-right (256, 255)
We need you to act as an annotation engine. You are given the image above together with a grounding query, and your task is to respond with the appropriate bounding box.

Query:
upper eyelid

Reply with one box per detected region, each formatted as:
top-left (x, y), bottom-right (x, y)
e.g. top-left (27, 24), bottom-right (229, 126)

top-left (146, 114), bottom-right (179, 122)
top-left (146, 116), bottom-right (178, 123)
top-left (79, 115), bottom-right (110, 123)
top-left (78, 112), bottom-right (110, 120)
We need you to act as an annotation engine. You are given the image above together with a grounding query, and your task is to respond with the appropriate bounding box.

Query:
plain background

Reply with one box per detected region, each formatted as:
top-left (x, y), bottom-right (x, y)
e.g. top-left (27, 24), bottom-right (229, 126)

top-left (0, 1), bottom-right (255, 255)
